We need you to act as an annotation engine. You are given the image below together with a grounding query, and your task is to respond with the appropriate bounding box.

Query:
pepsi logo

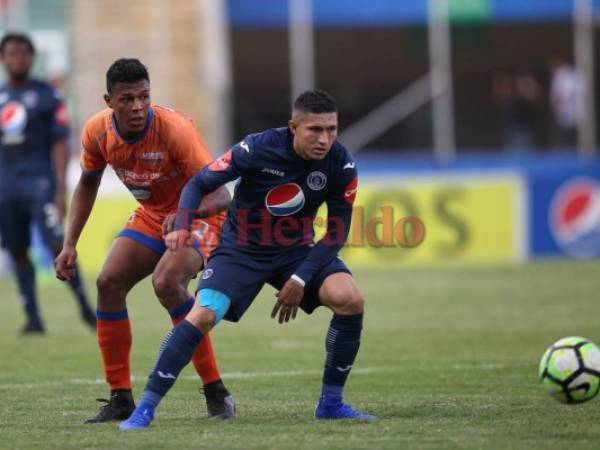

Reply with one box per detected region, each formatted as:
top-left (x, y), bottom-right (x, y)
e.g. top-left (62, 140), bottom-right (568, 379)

top-left (1, 101), bottom-right (27, 134)
top-left (550, 177), bottom-right (600, 258)
top-left (265, 183), bottom-right (305, 216)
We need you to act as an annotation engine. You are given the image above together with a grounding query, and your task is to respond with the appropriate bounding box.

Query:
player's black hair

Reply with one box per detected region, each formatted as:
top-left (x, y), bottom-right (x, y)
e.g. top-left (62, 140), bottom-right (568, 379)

top-left (106, 58), bottom-right (149, 93)
top-left (293, 89), bottom-right (337, 114)
top-left (0, 32), bottom-right (35, 56)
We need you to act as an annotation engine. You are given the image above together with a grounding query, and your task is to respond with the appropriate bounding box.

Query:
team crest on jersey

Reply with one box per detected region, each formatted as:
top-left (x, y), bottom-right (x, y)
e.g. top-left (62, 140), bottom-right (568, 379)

top-left (307, 171), bottom-right (327, 191)
top-left (22, 90), bottom-right (39, 108)
top-left (1, 101), bottom-right (27, 135)
top-left (265, 183), bottom-right (305, 216)
top-left (209, 149), bottom-right (232, 171)
top-left (201, 268), bottom-right (214, 280)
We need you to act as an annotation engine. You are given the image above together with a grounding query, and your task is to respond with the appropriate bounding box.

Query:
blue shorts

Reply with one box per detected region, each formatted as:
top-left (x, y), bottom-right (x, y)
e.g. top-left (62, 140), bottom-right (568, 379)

top-left (0, 176), bottom-right (63, 252)
top-left (197, 245), bottom-right (351, 322)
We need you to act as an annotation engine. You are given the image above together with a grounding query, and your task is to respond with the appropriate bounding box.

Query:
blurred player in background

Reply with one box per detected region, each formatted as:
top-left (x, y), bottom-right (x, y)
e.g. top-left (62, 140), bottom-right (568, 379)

top-left (54, 58), bottom-right (235, 423)
top-left (0, 32), bottom-right (95, 334)
top-left (120, 89), bottom-right (374, 430)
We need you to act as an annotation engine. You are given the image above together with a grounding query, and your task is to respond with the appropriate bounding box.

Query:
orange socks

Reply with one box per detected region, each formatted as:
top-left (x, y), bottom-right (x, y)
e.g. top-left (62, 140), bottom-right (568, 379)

top-left (96, 310), bottom-right (132, 390)
top-left (96, 299), bottom-right (222, 391)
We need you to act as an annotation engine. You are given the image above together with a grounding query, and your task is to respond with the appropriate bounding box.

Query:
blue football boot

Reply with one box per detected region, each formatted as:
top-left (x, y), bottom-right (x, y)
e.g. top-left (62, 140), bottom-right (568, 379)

top-left (315, 395), bottom-right (375, 421)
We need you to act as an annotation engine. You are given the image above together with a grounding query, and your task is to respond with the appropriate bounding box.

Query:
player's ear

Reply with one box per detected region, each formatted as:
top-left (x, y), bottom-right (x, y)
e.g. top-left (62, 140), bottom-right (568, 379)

top-left (288, 119), bottom-right (296, 135)
top-left (103, 94), bottom-right (111, 108)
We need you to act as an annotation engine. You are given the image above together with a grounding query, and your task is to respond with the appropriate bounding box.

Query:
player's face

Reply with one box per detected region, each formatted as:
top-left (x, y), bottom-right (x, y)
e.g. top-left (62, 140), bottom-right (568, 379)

top-left (289, 112), bottom-right (338, 161)
top-left (1, 41), bottom-right (33, 81)
top-left (104, 79), bottom-right (151, 138)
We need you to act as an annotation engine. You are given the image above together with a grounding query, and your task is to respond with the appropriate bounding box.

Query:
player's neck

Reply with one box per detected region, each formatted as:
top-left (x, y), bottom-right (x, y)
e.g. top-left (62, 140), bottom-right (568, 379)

top-left (8, 76), bottom-right (30, 88)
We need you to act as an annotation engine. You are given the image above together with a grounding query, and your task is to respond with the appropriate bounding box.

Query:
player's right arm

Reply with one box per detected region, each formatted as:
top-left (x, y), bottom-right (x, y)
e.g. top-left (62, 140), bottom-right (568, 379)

top-left (55, 172), bottom-right (102, 280)
top-left (166, 140), bottom-right (253, 250)
top-left (55, 121), bottom-right (107, 280)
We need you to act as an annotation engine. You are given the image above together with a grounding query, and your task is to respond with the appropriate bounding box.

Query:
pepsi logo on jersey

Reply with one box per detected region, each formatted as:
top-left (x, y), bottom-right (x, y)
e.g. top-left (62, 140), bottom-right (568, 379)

top-left (1, 101), bottom-right (27, 144)
top-left (265, 183), bottom-right (306, 216)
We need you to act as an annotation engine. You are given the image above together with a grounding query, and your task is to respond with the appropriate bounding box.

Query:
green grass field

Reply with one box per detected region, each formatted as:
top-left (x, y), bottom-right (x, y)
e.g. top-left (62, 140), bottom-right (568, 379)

top-left (1, 262), bottom-right (600, 450)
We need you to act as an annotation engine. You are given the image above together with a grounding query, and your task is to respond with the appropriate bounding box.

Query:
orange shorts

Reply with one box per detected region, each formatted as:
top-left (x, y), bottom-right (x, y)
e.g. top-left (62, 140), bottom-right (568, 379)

top-left (118, 206), bottom-right (224, 259)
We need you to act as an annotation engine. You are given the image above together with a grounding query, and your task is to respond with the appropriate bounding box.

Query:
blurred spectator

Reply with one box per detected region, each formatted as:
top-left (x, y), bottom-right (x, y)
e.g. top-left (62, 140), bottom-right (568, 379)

top-left (492, 69), bottom-right (542, 150)
top-left (548, 55), bottom-right (581, 148)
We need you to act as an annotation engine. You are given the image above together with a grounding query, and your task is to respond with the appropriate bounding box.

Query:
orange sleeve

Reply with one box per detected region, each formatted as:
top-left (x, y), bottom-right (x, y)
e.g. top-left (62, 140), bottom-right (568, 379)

top-left (169, 115), bottom-right (214, 178)
top-left (80, 119), bottom-right (107, 174)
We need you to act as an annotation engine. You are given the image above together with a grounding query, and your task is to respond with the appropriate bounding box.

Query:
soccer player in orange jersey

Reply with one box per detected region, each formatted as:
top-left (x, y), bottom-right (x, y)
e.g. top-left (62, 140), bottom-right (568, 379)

top-left (54, 59), bottom-right (235, 423)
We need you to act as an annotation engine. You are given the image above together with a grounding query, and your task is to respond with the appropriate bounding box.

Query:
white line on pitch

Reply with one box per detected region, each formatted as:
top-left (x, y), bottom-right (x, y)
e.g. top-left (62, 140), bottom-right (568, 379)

top-left (0, 367), bottom-right (385, 390)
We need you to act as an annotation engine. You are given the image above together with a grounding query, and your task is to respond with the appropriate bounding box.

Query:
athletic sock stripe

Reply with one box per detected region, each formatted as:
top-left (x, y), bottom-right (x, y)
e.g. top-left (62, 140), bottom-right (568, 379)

top-left (96, 309), bottom-right (129, 321)
top-left (168, 298), bottom-right (195, 320)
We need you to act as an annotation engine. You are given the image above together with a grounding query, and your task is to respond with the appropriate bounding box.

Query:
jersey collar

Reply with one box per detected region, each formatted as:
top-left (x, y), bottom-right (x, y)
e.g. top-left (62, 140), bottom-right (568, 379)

top-left (111, 107), bottom-right (154, 144)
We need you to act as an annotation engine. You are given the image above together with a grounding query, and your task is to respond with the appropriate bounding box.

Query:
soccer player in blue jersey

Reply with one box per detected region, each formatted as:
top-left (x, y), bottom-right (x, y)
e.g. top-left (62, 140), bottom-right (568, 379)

top-left (120, 89), bottom-right (374, 430)
top-left (0, 32), bottom-right (95, 334)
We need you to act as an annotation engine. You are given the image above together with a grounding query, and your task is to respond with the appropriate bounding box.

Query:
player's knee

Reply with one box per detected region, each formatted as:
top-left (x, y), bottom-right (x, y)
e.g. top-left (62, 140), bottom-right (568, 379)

top-left (327, 288), bottom-right (364, 315)
top-left (151, 271), bottom-right (182, 308)
top-left (187, 305), bottom-right (218, 335)
top-left (96, 273), bottom-right (127, 308)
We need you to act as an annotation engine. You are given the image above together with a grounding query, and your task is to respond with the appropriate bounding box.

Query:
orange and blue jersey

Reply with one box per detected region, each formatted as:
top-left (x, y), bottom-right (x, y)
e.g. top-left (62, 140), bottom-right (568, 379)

top-left (80, 105), bottom-right (224, 254)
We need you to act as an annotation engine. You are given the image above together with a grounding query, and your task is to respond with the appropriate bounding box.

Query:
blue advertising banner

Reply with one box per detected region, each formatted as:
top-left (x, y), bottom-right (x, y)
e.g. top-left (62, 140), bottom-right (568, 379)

top-left (529, 168), bottom-right (600, 259)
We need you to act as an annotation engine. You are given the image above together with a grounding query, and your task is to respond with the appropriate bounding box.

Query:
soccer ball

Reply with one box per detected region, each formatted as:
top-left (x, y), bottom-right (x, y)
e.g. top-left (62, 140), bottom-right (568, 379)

top-left (539, 336), bottom-right (600, 403)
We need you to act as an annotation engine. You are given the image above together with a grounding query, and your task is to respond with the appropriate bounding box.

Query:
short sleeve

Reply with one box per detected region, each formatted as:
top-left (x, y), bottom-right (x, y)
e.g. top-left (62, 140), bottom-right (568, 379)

top-left (79, 123), bottom-right (107, 175)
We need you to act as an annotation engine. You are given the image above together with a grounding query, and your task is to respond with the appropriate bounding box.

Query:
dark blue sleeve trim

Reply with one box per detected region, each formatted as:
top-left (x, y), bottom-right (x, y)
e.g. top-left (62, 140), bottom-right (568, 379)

top-left (80, 163), bottom-right (104, 177)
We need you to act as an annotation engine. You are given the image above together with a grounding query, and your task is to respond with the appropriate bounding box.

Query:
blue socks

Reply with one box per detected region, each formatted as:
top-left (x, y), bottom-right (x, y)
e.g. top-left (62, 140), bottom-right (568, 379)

top-left (65, 263), bottom-right (92, 312)
top-left (144, 320), bottom-right (204, 408)
top-left (15, 264), bottom-right (41, 326)
top-left (321, 313), bottom-right (363, 401)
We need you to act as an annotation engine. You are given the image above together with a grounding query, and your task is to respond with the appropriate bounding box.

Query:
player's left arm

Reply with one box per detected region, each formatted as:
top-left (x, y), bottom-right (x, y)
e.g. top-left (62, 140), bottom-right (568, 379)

top-left (273, 158), bottom-right (358, 323)
top-left (162, 186), bottom-right (230, 236)
top-left (50, 95), bottom-right (70, 222)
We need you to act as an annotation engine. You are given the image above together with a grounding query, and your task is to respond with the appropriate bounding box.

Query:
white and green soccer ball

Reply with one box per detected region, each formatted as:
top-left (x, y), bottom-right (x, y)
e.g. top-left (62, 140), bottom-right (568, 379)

top-left (539, 336), bottom-right (600, 404)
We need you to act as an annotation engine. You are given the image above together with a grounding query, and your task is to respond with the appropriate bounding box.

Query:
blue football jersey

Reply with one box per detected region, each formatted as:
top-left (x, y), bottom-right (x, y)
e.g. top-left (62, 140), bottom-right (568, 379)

top-left (178, 127), bottom-right (358, 284)
top-left (0, 79), bottom-right (69, 182)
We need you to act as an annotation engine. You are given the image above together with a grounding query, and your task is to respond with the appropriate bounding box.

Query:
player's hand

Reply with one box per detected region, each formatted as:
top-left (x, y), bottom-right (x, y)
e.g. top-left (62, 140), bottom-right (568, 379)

top-left (271, 278), bottom-right (304, 324)
top-left (162, 214), bottom-right (176, 236)
top-left (55, 245), bottom-right (77, 281)
top-left (165, 229), bottom-right (193, 251)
